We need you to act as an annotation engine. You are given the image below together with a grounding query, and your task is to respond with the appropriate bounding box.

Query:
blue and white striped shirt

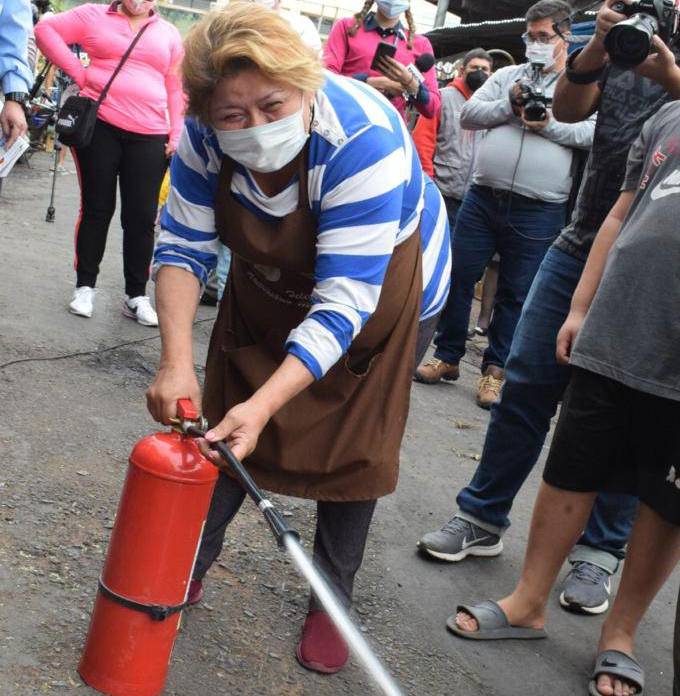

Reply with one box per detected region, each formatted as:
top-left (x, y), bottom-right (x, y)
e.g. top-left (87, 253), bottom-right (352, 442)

top-left (154, 71), bottom-right (450, 380)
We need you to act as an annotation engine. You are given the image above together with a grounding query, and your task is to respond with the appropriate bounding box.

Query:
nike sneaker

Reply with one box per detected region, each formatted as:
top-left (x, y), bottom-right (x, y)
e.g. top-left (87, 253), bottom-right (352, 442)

top-left (417, 515), bottom-right (503, 562)
top-left (69, 286), bottom-right (95, 318)
top-left (559, 560), bottom-right (612, 615)
top-left (123, 295), bottom-right (159, 327)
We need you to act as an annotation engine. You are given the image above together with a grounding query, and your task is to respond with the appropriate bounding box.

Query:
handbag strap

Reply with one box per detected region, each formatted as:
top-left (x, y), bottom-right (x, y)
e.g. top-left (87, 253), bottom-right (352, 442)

top-left (96, 21), bottom-right (152, 107)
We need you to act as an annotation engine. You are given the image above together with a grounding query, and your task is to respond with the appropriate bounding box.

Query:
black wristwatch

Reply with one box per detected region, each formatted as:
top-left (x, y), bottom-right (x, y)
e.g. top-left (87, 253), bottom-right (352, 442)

top-left (565, 49), bottom-right (606, 85)
top-left (3, 92), bottom-right (28, 105)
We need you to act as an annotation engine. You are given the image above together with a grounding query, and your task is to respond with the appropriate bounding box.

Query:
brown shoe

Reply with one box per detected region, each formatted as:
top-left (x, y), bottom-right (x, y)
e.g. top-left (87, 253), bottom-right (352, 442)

top-left (476, 372), bottom-right (504, 409)
top-left (414, 357), bottom-right (460, 384)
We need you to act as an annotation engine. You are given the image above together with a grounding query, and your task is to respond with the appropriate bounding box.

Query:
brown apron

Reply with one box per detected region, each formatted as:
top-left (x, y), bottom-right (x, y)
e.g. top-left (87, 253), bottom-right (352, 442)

top-left (203, 153), bottom-right (422, 501)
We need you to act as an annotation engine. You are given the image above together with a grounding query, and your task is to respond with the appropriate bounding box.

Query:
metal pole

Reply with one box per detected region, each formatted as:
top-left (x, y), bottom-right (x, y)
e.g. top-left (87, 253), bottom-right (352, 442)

top-left (434, 0), bottom-right (449, 28)
top-left (46, 140), bottom-right (60, 223)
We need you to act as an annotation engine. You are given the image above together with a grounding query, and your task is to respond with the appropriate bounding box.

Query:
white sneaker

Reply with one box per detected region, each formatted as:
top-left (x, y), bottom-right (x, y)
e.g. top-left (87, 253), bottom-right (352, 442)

top-left (69, 286), bottom-right (95, 317)
top-left (123, 295), bottom-right (158, 327)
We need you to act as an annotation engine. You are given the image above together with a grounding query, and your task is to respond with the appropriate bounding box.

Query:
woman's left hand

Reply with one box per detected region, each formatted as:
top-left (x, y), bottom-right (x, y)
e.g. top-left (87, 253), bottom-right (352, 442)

top-left (165, 142), bottom-right (176, 158)
top-left (198, 399), bottom-right (271, 464)
top-left (377, 55), bottom-right (416, 94)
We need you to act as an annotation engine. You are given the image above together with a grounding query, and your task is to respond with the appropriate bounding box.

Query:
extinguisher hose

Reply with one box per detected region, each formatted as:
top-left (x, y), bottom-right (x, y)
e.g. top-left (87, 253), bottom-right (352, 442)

top-left (183, 424), bottom-right (405, 696)
top-left (185, 425), bottom-right (300, 549)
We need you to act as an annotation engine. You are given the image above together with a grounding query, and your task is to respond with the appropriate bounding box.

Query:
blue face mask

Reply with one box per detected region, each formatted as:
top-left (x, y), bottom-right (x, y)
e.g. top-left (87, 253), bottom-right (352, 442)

top-left (376, 0), bottom-right (410, 20)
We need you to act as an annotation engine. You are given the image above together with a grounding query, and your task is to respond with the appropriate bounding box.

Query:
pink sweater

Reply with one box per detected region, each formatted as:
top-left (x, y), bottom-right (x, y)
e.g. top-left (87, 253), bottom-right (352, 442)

top-left (35, 2), bottom-right (184, 146)
top-left (324, 16), bottom-right (440, 120)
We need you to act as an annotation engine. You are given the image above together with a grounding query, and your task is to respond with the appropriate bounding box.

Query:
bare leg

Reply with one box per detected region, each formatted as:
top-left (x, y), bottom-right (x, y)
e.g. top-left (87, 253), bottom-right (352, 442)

top-left (456, 482), bottom-right (596, 631)
top-left (477, 260), bottom-right (499, 332)
top-left (594, 504), bottom-right (680, 696)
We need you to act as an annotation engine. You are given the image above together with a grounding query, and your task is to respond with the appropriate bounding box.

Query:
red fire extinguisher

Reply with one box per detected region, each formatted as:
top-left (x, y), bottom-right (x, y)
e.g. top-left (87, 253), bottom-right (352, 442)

top-left (78, 399), bottom-right (218, 696)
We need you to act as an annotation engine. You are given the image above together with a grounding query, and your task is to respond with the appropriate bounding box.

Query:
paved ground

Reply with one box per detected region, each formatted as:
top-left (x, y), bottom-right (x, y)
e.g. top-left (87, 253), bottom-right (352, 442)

top-left (0, 153), bottom-right (677, 696)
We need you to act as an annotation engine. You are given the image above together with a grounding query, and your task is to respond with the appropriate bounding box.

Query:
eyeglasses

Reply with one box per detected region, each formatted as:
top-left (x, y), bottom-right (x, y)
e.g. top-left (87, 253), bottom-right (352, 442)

top-left (521, 31), bottom-right (559, 45)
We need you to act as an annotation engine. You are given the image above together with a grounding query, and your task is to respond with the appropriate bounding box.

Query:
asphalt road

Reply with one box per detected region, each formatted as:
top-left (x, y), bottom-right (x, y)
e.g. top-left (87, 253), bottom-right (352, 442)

top-left (0, 153), bottom-right (677, 696)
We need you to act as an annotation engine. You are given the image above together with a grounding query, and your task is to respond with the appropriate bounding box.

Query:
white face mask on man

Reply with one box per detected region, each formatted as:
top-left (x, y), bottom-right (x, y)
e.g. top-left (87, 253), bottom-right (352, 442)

top-left (525, 41), bottom-right (557, 69)
top-left (213, 98), bottom-right (310, 173)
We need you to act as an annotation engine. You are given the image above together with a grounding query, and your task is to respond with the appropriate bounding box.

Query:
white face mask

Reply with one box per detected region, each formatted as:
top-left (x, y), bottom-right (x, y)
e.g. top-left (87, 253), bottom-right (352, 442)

top-left (525, 41), bottom-right (557, 69)
top-left (122, 0), bottom-right (155, 15)
top-left (376, 0), bottom-right (410, 20)
top-left (213, 100), bottom-right (309, 173)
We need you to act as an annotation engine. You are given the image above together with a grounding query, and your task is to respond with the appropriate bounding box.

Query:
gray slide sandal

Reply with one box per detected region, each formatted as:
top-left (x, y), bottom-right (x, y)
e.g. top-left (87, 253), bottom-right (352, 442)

top-left (588, 650), bottom-right (645, 696)
top-left (446, 600), bottom-right (548, 640)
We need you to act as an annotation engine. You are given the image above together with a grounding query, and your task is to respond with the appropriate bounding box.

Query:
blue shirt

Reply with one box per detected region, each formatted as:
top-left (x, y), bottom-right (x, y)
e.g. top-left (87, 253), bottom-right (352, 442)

top-left (0, 0), bottom-right (33, 94)
top-left (154, 71), bottom-right (450, 379)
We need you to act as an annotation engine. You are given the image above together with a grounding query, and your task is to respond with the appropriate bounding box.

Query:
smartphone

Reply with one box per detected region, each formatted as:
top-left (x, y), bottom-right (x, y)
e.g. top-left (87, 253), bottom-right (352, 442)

top-left (371, 41), bottom-right (397, 71)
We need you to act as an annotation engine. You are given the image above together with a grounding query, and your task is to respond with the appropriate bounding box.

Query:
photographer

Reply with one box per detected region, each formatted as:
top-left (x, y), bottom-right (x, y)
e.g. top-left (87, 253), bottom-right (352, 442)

top-left (415, 0), bottom-right (595, 410)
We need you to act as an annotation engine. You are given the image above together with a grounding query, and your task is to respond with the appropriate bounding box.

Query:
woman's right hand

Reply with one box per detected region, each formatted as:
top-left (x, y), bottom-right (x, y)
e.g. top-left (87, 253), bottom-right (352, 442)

top-left (556, 311), bottom-right (585, 365)
top-left (146, 363), bottom-right (202, 424)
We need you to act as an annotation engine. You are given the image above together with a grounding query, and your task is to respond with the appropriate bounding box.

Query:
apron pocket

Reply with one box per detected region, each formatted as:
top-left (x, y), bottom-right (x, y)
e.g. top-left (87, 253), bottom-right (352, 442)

top-left (217, 342), bottom-right (387, 478)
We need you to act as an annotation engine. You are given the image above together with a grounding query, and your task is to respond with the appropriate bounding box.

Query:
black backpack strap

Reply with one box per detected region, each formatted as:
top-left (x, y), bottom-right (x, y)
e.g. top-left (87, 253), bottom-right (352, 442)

top-left (96, 21), bottom-right (152, 107)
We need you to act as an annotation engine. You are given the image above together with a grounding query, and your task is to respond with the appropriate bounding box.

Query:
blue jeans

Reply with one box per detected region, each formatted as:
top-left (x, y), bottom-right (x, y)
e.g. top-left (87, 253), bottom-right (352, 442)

top-left (435, 185), bottom-right (566, 372)
top-left (456, 246), bottom-right (638, 571)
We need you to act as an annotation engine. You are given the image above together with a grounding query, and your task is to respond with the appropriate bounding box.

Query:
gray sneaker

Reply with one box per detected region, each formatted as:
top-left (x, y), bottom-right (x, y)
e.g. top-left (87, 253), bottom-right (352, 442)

top-left (417, 515), bottom-right (503, 562)
top-left (559, 561), bottom-right (612, 615)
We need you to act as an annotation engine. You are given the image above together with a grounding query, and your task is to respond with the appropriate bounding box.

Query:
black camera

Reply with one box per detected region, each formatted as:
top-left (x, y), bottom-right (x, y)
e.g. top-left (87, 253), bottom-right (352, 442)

top-left (605, 0), bottom-right (679, 67)
top-left (516, 70), bottom-right (552, 122)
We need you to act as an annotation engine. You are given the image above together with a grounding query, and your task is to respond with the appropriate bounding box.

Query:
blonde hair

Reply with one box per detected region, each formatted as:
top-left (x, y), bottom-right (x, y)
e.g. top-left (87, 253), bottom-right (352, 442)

top-left (348, 1), bottom-right (415, 50)
top-left (183, 3), bottom-right (324, 123)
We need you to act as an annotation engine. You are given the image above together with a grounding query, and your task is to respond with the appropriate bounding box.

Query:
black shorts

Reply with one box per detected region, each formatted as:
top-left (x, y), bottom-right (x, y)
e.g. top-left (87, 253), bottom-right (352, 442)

top-left (543, 367), bottom-right (680, 527)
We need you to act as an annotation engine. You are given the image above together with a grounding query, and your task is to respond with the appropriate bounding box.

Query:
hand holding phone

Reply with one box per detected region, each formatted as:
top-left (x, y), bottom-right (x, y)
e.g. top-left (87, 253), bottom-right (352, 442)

top-left (371, 41), bottom-right (397, 71)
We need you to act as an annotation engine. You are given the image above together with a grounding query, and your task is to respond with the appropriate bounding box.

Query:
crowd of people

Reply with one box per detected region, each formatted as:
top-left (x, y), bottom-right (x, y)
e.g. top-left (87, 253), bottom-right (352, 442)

top-left (0, 0), bottom-right (678, 693)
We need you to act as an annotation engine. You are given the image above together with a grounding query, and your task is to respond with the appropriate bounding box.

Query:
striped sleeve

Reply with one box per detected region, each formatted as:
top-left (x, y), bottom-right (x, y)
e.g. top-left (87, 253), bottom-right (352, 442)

top-left (153, 120), bottom-right (221, 286)
top-left (419, 177), bottom-right (451, 321)
top-left (286, 125), bottom-right (407, 379)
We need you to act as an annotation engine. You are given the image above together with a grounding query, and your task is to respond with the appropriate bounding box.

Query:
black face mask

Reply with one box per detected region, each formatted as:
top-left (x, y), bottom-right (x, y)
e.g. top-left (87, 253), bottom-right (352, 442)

top-left (465, 69), bottom-right (488, 91)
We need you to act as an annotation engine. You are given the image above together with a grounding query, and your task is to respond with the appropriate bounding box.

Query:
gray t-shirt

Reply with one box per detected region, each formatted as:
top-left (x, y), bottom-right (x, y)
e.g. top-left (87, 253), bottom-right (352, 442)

top-left (571, 101), bottom-right (680, 402)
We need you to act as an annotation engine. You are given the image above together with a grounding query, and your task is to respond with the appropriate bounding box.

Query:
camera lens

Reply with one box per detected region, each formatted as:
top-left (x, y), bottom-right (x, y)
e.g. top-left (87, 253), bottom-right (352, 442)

top-left (605, 13), bottom-right (658, 67)
top-left (524, 101), bottom-right (547, 121)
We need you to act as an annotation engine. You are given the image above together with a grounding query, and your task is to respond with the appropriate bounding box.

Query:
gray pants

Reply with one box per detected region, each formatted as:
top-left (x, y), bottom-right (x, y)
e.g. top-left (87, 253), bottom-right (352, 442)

top-left (194, 471), bottom-right (377, 609)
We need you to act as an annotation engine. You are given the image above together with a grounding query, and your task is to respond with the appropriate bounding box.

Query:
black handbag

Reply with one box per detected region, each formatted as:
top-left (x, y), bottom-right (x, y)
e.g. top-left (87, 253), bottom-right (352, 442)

top-left (56, 23), bottom-right (150, 148)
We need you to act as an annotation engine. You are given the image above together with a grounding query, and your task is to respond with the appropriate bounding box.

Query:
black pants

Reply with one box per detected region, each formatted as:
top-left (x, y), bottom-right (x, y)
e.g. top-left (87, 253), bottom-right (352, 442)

top-left (194, 471), bottom-right (377, 610)
top-left (72, 119), bottom-right (167, 298)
